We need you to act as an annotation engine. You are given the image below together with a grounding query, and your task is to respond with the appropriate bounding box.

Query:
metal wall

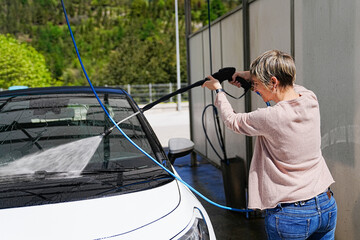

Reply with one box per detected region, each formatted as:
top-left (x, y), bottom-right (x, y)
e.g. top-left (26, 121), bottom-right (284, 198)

top-left (295, 1), bottom-right (360, 239)
top-left (221, 10), bottom-right (247, 161)
top-left (189, 7), bottom-right (248, 166)
top-left (188, 0), bottom-right (360, 238)
top-left (249, 0), bottom-right (291, 110)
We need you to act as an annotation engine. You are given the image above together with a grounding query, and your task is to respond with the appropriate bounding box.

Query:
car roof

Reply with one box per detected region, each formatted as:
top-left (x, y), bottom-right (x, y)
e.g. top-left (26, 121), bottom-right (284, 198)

top-left (0, 86), bottom-right (127, 98)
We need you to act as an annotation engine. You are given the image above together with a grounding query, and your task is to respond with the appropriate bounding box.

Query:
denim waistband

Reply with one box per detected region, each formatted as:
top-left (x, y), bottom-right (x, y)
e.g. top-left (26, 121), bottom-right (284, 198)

top-left (278, 188), bottom-right (332, 208)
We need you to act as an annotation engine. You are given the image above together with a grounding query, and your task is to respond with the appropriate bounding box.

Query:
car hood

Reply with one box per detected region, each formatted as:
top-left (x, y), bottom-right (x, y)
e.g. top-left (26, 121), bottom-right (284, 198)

top-left (0, 179), bottom-right (180, 240)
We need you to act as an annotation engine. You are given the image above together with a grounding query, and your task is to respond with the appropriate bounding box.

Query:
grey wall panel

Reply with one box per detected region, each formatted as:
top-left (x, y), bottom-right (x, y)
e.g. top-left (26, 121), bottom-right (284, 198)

top-left (203, 25), bottom-right (223, 166)
top-left (220, 10), bottom-right (247, 160)
top-left (249, 0), bottom-right (291, 110)
top-left (189, 33), bottom-right (206, 156)
top-left (188, 1), bottom-right (360, 238)
top-left (296, 1), bottom-right (360, 238)
top-left (293, 1), bottom-right (304, 86)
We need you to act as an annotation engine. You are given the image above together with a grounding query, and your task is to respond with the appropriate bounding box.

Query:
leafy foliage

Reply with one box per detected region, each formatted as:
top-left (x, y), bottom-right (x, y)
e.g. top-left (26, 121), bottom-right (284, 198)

top-left (0, 0), bottom-right (240, 88)
top-left (100, 0), bottom-right (187, 85)
top-left (0, 34), bottom-right (59, 88)
top-left (200, 0), bottom-right (227, 25)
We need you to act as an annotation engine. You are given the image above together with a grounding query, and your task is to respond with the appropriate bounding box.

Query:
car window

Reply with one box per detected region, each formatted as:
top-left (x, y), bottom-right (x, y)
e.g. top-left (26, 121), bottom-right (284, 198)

top-left (0, 91), bottom-right (172, 209)
top-left (0, 92), bottom-right (161, 172)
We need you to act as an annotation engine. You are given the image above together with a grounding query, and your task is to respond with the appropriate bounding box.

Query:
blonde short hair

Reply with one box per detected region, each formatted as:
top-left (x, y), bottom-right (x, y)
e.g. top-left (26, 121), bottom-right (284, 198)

top-left (250, 50), bottom-right (296, 88)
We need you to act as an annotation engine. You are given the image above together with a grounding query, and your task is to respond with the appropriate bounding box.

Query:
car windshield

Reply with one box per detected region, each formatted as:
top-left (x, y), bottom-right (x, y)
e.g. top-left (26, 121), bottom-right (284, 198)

top-left (0, 89), bottom-right (173, 209)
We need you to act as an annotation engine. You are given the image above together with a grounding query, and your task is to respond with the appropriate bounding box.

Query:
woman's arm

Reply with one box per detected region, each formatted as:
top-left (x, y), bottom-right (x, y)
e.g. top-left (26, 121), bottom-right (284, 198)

top-left (201, 75), bottom-right (222, 90)
top-left (201, 71), bottom-right (252, 90)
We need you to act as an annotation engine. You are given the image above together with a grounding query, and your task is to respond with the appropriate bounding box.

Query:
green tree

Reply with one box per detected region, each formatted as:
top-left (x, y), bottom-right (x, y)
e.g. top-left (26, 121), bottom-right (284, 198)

top-left (100, 34), bottom-right (175, 85)
top-left (200, 0), bottom-right (227, 25)
top-left (99, 0), bottom-right (187, 86)
top-left (0, 34), bottom-right (60, 89)
top-left (33, 23), bottom-right (67, 79)
top-left (0, 0), bottom-right (239, 87)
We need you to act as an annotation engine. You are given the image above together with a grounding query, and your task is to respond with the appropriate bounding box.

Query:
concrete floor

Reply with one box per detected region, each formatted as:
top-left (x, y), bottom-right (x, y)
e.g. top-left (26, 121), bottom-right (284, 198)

top-left (142, 103), bottom-right (190, 147)
top-left (170, 151), bottom-right (267, 240)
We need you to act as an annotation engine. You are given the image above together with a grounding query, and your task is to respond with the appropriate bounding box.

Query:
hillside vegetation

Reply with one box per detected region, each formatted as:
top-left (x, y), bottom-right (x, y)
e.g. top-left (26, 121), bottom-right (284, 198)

top-left (0, 0), bottom-right (240, 87)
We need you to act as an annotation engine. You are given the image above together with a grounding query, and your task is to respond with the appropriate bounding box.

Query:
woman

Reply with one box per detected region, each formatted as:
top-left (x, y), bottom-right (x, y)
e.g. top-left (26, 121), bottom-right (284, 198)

top-left (202, 50), bottom-right (337, 239)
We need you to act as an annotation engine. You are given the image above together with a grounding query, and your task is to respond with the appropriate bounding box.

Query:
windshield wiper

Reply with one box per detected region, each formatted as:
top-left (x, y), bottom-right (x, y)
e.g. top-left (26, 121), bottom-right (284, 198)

top-left (0, 179), bottom-right (99, 207)
top-left (94, 172), bottom-right (174, 196)
top-left (0, 188), bottom-right (50, 201)
top-left (81, 167), bottom-right (173, 193)
top-left (81, 169), bottom-right (128, 174)
top-left (81, 165), bottom-right (154, 175)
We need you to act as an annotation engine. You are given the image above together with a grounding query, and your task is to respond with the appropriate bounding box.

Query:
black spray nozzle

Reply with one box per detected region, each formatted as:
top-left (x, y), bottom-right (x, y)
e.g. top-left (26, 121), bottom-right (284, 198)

top-left (210, 67), bottom-right (236, 83)
top-left (208, 67), bottom-right (251, 92)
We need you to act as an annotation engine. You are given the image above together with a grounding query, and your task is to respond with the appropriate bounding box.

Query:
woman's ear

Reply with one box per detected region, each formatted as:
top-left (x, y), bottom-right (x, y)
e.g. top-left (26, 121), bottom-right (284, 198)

top-left (270, 76), bottom-right (279, 91)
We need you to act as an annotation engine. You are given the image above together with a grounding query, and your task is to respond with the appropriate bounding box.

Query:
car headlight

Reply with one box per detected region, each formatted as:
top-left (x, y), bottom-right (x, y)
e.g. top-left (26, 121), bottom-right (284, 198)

top-left (178, 208), bottom-right (210, 240)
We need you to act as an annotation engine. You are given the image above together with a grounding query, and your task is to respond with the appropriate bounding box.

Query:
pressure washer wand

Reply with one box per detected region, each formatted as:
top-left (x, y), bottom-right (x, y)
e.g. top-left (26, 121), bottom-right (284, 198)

top-left (141, 67), bottom-right (251, 112)
top-left (102, 111), bottom-right (141, 137)
top-left (141, 79), bottom-right (206, 112)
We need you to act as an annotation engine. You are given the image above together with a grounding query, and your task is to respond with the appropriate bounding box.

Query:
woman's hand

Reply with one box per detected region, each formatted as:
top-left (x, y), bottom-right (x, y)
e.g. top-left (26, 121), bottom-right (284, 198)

top-left (229, 71), bottom-right (251, 88)
top-left (202, 76), bottom-right (222, 90)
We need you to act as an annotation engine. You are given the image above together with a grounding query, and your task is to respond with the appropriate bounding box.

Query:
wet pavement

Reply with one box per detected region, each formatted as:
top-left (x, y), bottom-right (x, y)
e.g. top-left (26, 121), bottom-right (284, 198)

top-left (169, 151), bottom-right (267, 240)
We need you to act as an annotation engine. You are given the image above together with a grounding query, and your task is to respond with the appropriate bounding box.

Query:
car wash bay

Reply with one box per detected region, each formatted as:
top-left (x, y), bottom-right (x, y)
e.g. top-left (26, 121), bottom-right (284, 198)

top-left (185, 1), bottom-right (360, 239)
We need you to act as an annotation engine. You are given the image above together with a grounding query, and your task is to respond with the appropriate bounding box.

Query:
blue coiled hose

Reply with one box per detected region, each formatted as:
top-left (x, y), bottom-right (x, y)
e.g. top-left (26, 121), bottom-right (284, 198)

top-left (61, 0), bottom-right (252, 213)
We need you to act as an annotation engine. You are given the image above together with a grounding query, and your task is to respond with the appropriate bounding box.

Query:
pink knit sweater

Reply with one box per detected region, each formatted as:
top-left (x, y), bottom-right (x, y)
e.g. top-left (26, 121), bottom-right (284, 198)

top-left (215, 85), bottom-right (334, 210)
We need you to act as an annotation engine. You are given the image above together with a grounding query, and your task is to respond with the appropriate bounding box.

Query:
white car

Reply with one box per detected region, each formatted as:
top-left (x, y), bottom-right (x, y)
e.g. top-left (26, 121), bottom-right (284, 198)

top-left (0, 86), bottom-right (216, 239)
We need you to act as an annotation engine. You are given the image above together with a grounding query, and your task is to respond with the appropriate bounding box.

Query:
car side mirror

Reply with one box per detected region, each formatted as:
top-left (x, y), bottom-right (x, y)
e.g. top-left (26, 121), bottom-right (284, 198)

top-left (167, 138), bottom-right (194, 164)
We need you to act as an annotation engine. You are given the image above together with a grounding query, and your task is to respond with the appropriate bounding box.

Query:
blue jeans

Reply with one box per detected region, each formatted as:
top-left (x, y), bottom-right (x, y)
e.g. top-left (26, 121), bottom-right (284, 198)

top-left (265, 190), bottom-right (337, 240)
